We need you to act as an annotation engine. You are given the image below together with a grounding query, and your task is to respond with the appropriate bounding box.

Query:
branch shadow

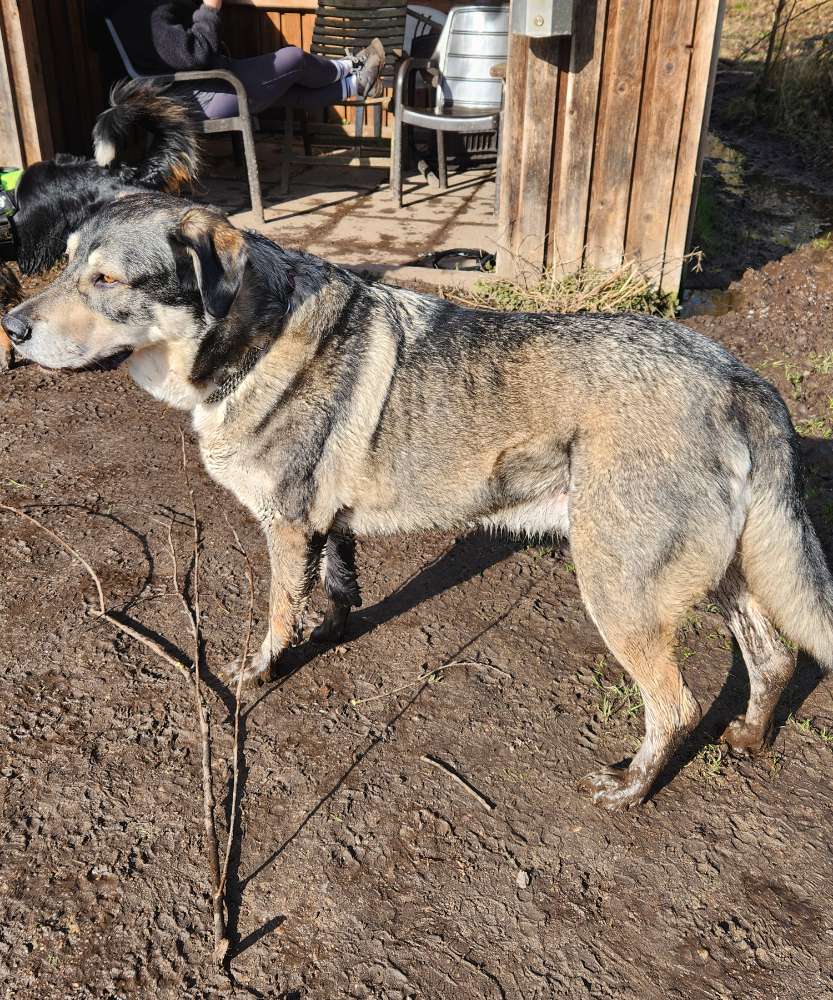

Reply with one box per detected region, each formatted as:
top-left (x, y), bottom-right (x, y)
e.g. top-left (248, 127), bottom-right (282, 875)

top-left (226, 683), bottom-right (427, 964)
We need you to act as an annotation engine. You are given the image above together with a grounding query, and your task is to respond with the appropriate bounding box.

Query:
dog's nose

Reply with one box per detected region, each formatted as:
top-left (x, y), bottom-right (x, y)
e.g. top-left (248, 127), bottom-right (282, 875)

top-left (1, 312), bottom-right (32, 345)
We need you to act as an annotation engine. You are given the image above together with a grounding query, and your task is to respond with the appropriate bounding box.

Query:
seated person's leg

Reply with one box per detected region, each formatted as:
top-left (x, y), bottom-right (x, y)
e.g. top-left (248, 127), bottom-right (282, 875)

top-left (190, 43), bottom-right (384, 119)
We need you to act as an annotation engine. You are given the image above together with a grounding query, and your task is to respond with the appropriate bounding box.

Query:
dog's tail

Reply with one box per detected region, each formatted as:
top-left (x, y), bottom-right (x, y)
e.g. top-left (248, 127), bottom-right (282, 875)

top-left (740, 394), bottom-right (833, 672)
top-left (93, 78), bottom-right (200, 192)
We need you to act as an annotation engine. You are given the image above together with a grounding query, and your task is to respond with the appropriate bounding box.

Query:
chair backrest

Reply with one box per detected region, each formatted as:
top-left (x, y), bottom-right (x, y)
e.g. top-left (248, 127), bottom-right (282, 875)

top-left (432, 4), bottom-right (509, 112)
top-left (105, 18), bottom-right (141, 79)
top-left (312, 0), bottom-right (408, 87)
top-left (404, 5), bottom-right (445, 55)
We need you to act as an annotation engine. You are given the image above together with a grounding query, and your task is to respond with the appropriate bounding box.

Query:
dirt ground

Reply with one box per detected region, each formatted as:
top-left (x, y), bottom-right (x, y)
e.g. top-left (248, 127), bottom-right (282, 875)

top-left (3, 3), bottom-right (833, 993)
top-left (1, 243), bottom-right (832, 1000)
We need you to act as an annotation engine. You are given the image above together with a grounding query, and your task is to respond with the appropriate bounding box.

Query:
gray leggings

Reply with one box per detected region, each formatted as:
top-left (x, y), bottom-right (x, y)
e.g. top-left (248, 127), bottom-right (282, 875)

top-left (192, 46), bottom-right (345, 117)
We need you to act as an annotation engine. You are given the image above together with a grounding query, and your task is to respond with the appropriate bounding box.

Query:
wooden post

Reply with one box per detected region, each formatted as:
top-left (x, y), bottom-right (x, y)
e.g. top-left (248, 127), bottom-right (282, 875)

top-left (0, 0), bottom-right (53, 165)
top-left (0, 13), bottom-right (23, 167)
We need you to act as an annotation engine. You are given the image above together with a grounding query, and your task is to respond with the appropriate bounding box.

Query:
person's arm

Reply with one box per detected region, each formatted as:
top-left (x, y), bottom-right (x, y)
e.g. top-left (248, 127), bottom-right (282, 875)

top-left (150, 2), bottom-right (223, 71)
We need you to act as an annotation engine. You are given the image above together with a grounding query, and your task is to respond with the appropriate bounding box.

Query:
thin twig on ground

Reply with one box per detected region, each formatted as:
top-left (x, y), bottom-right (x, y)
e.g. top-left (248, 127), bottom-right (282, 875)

top-left (177, 429), bottom-right (227, 962)
top-left (420, 753), bottom-right (495, 812)
top-left (218, 523), bottom-right (255, 900)
top-left (0, 502), bottom-right (191, 682)
top-left (349, 659), bottom-right (481, 707)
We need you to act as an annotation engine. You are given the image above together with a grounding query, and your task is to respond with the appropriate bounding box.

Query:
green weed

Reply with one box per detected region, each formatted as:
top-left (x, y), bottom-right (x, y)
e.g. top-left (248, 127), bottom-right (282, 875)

top-left (696, 743), bottom-right (726, 781)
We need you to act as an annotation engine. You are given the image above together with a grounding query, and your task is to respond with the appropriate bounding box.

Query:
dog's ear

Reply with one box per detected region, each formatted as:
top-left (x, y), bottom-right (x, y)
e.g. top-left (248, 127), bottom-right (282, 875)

top-left (174, 208), bottom-right (247, 319)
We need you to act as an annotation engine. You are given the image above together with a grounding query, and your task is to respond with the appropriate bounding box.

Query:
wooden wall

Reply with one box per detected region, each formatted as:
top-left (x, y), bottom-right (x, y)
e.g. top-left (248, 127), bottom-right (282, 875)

top-left (497, 0), bottom-right (725, 293)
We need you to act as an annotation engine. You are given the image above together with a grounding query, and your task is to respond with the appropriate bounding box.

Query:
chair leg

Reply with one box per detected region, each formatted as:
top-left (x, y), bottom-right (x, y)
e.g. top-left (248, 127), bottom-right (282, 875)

top-left (373, 103), bottom-right (382, 141)
top-left (391, 114), bottom-right (404, 208)
top-left (300, 110), bottom-right (312, 157)
top-left (240, 123), bottom-right (264, 223)
top-left (436, 130), bottom-right (447, 189)
top-left (354, 104), bottom-right (365, 162)
top-left (281, 110), bottom-right (294, 197)
top-left (493, 122), bottom-right (502, 217)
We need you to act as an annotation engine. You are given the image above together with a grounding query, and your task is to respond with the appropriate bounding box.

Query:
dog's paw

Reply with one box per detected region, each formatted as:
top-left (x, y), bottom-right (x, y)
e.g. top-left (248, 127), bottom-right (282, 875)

top-left (222, 648), bottom-right (274, 689)
top-left (310, 603), bottom-right (350, 645)
top-left (720, 716), bottom-right (768, 755)
top-left (579, 766), bottom-right (648, 811)
top-left (0, 345), bottom-right (12, 372)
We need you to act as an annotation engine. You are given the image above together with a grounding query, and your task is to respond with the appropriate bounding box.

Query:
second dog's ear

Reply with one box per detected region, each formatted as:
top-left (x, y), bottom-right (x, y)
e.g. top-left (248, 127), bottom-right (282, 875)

top-left (174, 208), bottom-right (247, 319)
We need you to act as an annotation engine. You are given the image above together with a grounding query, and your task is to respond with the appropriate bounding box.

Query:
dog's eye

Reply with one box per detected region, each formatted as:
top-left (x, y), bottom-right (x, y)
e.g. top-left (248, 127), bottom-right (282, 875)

top-left (95, 274), bottom-right (121, 287)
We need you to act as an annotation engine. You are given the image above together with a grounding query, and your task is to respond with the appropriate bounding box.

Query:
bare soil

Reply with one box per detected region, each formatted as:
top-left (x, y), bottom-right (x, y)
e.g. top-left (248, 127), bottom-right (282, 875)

top-left (1, 238), bottom-right (833, 1000)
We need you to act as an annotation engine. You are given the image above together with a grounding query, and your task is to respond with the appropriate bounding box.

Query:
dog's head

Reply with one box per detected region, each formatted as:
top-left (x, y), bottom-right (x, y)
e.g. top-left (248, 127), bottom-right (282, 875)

top-left (1, 194), bottom-right (249, 392)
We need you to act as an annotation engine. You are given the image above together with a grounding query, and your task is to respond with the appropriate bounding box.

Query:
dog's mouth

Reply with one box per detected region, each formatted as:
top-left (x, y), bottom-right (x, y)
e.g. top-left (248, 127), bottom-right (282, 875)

top-left (82, 347), bottom-right (134, 372)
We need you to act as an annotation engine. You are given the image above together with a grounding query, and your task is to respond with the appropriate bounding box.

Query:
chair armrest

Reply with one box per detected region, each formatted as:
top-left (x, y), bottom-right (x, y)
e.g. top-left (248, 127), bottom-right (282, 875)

top-left (151, 69), bottom-right (253, 119)
top-left (394, 57), bottom-right (440, 112)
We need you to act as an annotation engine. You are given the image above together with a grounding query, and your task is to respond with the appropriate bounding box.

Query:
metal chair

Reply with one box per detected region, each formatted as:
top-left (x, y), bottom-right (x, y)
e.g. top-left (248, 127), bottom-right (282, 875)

top-left (104, 17), bottom-right (264, 222)
top-left (276, 0), bottom-right (413, 192)
top-left (390, 5), bottom-right (509, 208)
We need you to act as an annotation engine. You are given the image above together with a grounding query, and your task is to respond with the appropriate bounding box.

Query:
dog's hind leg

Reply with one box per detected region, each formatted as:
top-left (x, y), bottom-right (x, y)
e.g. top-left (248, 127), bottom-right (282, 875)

top-left (311, 529), bottom-right (362, 644)
top-left (570, 505), bottom-right (714, 809)
top-left (714, 563), bottom-right (795, 754)
top-left (577, 608), bottom-right (702, 811)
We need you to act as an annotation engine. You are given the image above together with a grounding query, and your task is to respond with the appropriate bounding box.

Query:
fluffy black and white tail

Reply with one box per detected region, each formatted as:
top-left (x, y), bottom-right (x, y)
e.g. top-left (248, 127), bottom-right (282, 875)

top-left (93, 78), bottom-right (200, 191)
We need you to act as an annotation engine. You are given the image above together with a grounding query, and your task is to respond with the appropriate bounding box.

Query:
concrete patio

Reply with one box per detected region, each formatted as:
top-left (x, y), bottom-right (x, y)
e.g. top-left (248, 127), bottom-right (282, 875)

top-left (200, 134), bottom-right (499, 287)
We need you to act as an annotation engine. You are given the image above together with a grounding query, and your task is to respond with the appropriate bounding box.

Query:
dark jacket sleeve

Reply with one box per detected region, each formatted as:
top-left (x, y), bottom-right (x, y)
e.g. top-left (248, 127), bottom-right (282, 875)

top-left (149, 3), bottom-right (222, 71)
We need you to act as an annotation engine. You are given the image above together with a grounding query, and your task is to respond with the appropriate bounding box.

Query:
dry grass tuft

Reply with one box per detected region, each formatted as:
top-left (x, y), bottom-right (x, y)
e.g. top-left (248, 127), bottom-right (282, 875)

top-left (448, 257), bottom-right (697, 319)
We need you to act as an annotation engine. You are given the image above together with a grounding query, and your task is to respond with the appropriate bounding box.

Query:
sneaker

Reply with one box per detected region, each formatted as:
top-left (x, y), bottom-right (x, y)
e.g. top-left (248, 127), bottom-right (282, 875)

top-left (351, 38), bottom-right (385, 99)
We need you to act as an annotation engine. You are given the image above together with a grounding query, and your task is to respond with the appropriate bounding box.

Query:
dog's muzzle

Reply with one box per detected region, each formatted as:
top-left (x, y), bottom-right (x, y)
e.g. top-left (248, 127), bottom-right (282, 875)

top-left (0, 189), bottom-right (18, 263)
top-left (1, 312), bottom-right (30, 344)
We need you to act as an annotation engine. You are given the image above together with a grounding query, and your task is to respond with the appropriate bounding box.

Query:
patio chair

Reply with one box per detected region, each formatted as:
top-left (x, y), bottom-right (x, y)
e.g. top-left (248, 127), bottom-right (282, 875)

top-left (104, 17), bottom-right (264, 222)
top-left (390, 5), bottom-right (509, 208)
top-left (278, 4), bottom-right (438, 194)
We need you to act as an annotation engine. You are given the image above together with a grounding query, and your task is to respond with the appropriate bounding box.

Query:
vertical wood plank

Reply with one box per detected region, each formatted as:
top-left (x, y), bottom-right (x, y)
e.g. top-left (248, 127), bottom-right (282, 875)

top-left (495, 30), bottom-right (529, 275)
top-left (584, 0), bottom-right (651, 271)
top-left (624, 0), bottom-right (697, 271)
top-left (282, 11), bottom-right (303, 49)
top-left (549, 0), bottom-right (607, 274)
top-left (65, 0), bottom-right (95, 151)
top-left (663, 0), bottom-right (725, 292)
top-left (512, 35), bottom-right (561, 273)
top-left (1, 0), bottom-right (53, 162)
top-left (30, 0), bottom-right (62, 152)
top-left (0, 17), bottom-right (23, 167)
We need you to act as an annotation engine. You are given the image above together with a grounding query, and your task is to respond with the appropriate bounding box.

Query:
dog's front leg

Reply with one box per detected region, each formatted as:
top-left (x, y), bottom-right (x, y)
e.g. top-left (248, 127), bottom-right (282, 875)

top-left (227, 517), bottom-right (326, 687)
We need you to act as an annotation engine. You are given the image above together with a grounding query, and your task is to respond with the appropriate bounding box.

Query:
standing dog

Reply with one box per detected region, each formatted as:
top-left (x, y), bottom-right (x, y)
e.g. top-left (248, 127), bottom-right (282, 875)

top-left (4, 193), bottom-right (832, 810)
top-left (0, 79), bottom-right (198, 370)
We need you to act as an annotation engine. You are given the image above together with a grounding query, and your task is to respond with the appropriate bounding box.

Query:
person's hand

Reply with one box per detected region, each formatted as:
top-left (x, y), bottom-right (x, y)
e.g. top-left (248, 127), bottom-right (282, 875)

top-left (203, 0), bottom-right (223, 10)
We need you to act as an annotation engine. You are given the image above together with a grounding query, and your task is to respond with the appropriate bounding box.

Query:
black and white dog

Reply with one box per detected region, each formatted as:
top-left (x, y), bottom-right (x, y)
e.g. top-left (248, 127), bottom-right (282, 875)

top-left (1, 78), bottom-right (199, 369)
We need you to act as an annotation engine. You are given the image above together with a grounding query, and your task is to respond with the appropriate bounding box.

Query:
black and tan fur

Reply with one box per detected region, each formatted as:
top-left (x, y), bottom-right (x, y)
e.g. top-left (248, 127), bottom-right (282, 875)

top-left (4, 193), bottom-right (832, 811)
top-left (0, 79), bottom-right (198, 370)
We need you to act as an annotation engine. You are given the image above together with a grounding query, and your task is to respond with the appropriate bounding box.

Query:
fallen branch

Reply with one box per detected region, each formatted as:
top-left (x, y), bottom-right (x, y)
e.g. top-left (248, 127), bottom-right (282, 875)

top-left (3, 455), bottom-right (252, 967)
top-left (420, 753), bottom-right (495, 812)
top-left (219, 524), bottom-right (255, 901)
top-left (349, 659), bottom-right (481, 707)
top-left (177, 430), bottom-right (227, 962)
top-left (0, 502), bottom-right (191, 682)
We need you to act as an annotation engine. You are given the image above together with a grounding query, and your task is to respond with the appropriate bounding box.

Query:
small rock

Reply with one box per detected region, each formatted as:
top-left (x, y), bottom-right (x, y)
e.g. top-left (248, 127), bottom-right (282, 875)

top-left (516, 869), bottom-right (532, 889)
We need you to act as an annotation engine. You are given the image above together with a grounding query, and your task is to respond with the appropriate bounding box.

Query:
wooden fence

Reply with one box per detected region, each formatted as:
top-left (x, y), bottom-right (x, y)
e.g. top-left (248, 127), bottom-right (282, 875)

top-left (496, 0), bottom-right (725, 293)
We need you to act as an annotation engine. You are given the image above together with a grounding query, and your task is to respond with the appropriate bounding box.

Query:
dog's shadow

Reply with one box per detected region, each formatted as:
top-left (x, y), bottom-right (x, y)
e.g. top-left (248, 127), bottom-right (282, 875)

top-left (221, 532), bottom-right (525, 961)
